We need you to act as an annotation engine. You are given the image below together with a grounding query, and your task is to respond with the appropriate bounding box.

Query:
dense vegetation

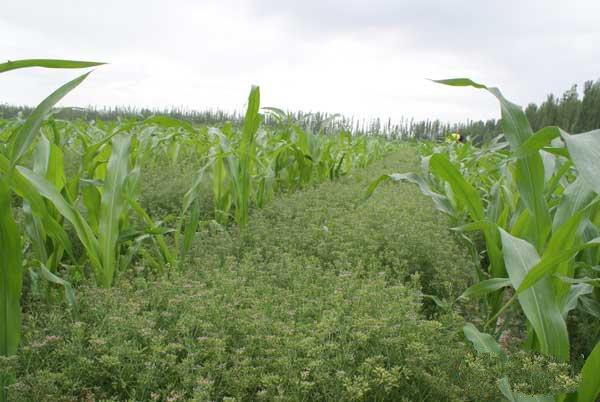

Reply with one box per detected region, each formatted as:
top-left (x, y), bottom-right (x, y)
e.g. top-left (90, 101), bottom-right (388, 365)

top-left (369, 78), bottom-right (600, 401)
top-left (6, 150), bottom-right (576, 401)
top-left (1, 59), bottom-right (599, 401)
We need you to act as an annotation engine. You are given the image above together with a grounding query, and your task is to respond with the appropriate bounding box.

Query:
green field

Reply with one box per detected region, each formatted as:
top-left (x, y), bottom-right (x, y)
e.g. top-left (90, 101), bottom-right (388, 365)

top-left (1, 60), bottom-right (599, 401)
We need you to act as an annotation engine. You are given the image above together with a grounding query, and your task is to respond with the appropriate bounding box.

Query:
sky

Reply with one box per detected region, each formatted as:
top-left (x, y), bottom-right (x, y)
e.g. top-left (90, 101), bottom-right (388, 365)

top-left (1, 0), bottom-right (599, 123)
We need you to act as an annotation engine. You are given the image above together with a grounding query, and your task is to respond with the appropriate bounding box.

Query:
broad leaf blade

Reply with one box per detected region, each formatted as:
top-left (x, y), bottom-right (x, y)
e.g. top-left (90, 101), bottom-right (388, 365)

top-left (97, 134), bottom-right (131, 287)
top-left (562, 129), bottom-right (600, 194)
top-left (572, 341), bottom-right (600, 402)
top-left (500, 229), bottom-right (569, 361)
top-left (0, 178), bottom-right (22, 356)
top-left (16, 166), bottom-right (102, 273)
top-left (463, 323), bottom-right (502, 354)
top-left (513, 127), bottom-right (562, 159)
top-left (429, 153), bottom-right (485, 221)
top-left (0, 177), bottom-right (22, 401)
top-left (460, 278), bottom-right (512, 300)
top-left (10, 72), bottom-right (91, 165)
top-left (0, 58), bottom-right (104, 73)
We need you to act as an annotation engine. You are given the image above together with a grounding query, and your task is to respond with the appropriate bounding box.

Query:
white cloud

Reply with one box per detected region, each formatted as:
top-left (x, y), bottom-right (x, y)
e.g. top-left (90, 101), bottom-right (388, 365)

top-left (1, 0), bottom-right (599, 123)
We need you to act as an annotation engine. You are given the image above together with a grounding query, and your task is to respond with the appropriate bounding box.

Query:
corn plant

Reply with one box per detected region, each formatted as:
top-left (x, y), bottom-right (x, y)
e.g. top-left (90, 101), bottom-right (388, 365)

top-left (0, 58), bottom-right (103, 402)
top-left (368, 78), bottom-right (600, 401)
top-left (1, 58), bottom-right (180, 399)
top-left (177, 87), bottom-right (400, 263)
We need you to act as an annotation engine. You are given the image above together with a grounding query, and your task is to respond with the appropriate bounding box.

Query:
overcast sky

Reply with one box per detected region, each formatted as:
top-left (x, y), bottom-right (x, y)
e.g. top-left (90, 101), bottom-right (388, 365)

top-left (1, 0), bottom-right (599, 123)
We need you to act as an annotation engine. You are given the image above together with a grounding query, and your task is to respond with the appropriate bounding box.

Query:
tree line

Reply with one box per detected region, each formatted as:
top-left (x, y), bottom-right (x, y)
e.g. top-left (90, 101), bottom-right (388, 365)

top-left (2, 78), bottom-right (598, 142)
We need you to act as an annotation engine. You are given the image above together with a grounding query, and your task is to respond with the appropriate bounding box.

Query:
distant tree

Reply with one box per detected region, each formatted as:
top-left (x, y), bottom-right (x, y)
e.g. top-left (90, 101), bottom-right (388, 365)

top-left (537, 93), bottom-right (559, 128)
top-left (525, 103), bottom-right (539, 130)
top-left (576, 79), bottom-right (600, 132)
top-left (557, 84), bottom-right (580, 132)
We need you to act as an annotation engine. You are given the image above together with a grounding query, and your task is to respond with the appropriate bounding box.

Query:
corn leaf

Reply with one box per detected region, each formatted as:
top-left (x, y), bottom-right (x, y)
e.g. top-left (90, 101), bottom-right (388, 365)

top-left (434, 78), bottom-right (551, 250)
top-left (0, 58), bottom-right (104, 73)
top-left (552, 176), bottom-right (596, 231)
top-left (0, 177), bottom-right (22, 402)
top-left (428, 153), bottom-right (485, 220)
top-left (517, 236), bottom-right (600, 294)
top-left (562, 283), bottom-right (593, 317)
top-left (37, 264), bottom-right (76, 308)
top-left (10, 72), bottom-right (91, 165)
top-left (16, 166), bottom-right (102, 274)
top-left (459, 278), bottom-right (512, 300)
top-left (463, 323), bottom-right (502, 354)
top-left (97, 134), bottom-right (131, 287)
top-left (513, 127), bottom-right (563, 159)
top-left (562, 129), bottom-right (600, 194)
top-left (566, 341), bottom-right (600, 402)
top-left (499, 229), bottom-right (569, 361)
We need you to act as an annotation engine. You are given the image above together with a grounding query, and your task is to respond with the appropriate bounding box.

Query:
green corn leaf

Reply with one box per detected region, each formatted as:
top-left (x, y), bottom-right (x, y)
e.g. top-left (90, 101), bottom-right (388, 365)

top-left (0, 154), bottom-right (74, 259)
top-left (0, 178), bottom-right (22, 353)
top-left (429, 153), bottom-right (485, 221)
top-left (36, 264), bottom-right (76, 308)
top-left (143, 115), bottom-right (194, 132)
top-left (235, 86), bottom-right (262, 227)
top-left (555, 275), bottom-right (600, 287)
top-left (0, 58), bottom-right (104, 73)
top-left (546, 160), bottom-right (572, 197)
top-left (97, 134), bottom-right (131, 287)
top-left (542, 146), bottom-right (570, 158)
top-left (16, 166), bottom-right (102, 274)
top-left (242, 86), bottom-right (261, 147)
top-left (453, 219), bottom-right (506, 280)
top-left (513, 155), bottom-right (551, 251)
top-left (566, 341), bottom-right (600, 402)
top-left (463, 323), bottom-right (502, 354)
top-left (513, 127), bottom-right (563, 159)
top-left (561, 129), bottom-right (600, 194)
top-left (552, 176), bottom-right (596, 231)
top-left (365, 172), bottom-right (454, 215)
top-left (561, 283), bottom-right (593, 317)
top-left (364, 174), bottom-right (393, 200)
top-left (431, 78), bottom-right (487, 89)
top-left (517, 236), bottom-right (600, 294)
top-left (81, 182), bottom-right (101, 231)
top-left (435, 78), bottom-right (551, 250)
top-left (459, 278), bottom-right (512, 300)
top-left (125, 195), bottom-right (175, 270)
top-left (23, 207), bottom-right (48, 268)
top-left (33, 135), bottom-right (67, 191)
top-left (523, 203), bottom-right (590, 295)
top-left (0, 177), bottom-right (22, 402)
top-left (499, 229), bottom-right (569, 361)
top-left (10, 72), bottom-right (91, 166)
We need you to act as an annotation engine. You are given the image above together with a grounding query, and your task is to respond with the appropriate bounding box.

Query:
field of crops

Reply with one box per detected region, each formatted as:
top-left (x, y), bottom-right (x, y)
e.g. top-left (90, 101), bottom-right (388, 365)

top-left (1, 60), bottom-right (599, 401)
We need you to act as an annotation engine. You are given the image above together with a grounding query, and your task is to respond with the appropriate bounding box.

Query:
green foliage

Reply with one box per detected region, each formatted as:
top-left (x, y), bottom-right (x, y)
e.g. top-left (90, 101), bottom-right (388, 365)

top-left (0, 178), bottom-right (22, 402)
top-left (0, 59), bottom-right (104, 74)
top-left (371, 79), bottom-right (600, 401)
top-left (9, 152), bottom-right (574, 401)
top-left (0, 58), bottom-right (101, 400)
